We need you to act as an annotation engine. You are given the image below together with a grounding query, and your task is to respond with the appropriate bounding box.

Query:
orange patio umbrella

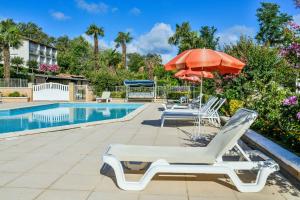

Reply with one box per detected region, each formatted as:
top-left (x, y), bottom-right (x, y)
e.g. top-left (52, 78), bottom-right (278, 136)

top-left (175, 69), bottom-right (214, 99)
top-left (164, 49), bottom-right (245, 74)
top-left (178, 75), bottom-right (201, 83)
top-left (174, 69), bottom-right (215, 79)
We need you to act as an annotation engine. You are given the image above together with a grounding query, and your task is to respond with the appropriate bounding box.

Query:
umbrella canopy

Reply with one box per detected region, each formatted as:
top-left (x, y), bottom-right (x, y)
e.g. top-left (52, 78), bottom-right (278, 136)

top-left (174, 69), bottom-right (214, 79)
top-left (178, 75), bottom-right (201, 83)
top-left (165, 49), bottom-right (245, 74)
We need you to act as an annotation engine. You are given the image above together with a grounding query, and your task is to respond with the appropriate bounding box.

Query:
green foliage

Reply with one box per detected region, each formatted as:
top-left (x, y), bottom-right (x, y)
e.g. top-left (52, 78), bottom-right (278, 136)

top-left (167, 91), bottom-right (190, 99)
top-left (57, 36), bottom-right (93, 74)
top-left (114, 32), bottom-right (132, 48)
top-left (127, 53), bottom-right (145, 72)
top-left (256, 2), bottom-right (292, 46)
top-left (111, 91), bottom-right (126, 98)
top-left (168, 22), bottom-right (219, 53)
top-left (11, 56), bottom-right (24, 73)
top-left (26, 60), bottom-right (38, 71)
top-left (198, 26), bottom-right (219, 49)
top-left (18, 22), bottom-right (55, 46)
top-left (8, 91), bottom-right (21, 97)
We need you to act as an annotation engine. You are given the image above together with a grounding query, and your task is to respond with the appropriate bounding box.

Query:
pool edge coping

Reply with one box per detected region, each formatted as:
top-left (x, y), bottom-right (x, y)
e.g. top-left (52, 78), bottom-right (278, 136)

top-left (0, 103), bottom-right (149, 140)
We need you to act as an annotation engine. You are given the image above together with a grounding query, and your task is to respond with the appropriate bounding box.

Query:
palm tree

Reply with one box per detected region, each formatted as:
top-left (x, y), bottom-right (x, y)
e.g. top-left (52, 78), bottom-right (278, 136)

top-left (0, 19), bottom-right (22, 80)
top-left (114, 32), bottom-right (132, 69)
top-left (85, 24), bottom-right (104, 70)
top-left (11, 56), bottom-right (24, 73)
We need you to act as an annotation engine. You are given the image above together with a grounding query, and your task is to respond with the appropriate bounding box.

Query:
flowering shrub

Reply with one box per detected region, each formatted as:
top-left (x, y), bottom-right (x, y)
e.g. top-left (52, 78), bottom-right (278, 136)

top-left (282, 95), bottom-right (298, 105)
top-left (39, 64), bottom-right (60, 73)
top-left (278, 95), bottom-right (300, 152)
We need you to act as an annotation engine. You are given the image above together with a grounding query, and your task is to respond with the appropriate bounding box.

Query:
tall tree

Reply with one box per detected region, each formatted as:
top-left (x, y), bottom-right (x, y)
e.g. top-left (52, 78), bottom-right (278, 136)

top-left (199, 26), bottom-right (219, 50)
top-left (256, 2), bottom-right (292, 46)
top-left (18, 22), bottom-right (54, 45)
top-left (11, 56), bottom-right (24, 73)
top-left (168, 22), bottom-right (197, 53)
top-left (169, 22), bottom-right (219, 53)
top-left (127, 53), bottom-right (145, 72)
top-left (144, 54), bottom-right (162, 80)
top-left (114, 32), bottom-right (132, 69)
top-left (0, 19), bottom-right (22, 80)
top-left (85, 24), bottom-right (104, 70)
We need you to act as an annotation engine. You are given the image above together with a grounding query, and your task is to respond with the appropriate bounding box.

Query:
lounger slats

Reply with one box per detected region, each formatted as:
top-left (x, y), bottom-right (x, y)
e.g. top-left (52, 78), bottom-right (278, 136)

top-left (106, 144), bottom-right (214, 164)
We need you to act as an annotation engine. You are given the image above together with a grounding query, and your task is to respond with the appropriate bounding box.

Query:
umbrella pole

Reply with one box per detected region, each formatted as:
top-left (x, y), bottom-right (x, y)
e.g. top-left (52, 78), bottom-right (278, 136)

top-left (197, 76), bottom-right (203, 138)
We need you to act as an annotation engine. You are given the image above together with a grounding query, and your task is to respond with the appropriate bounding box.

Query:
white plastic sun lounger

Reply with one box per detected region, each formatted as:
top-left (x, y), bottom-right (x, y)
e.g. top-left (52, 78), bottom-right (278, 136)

top-left (160, 97), bottom-right (218, 127)
top-left (102, 108), bottom-right (279, 192)
top-left (162, 95), bottom-right (209, 110)
top-left (96, 91), bottom-right (112, 103)
top-left (198, 98), bottom-right (226, 127)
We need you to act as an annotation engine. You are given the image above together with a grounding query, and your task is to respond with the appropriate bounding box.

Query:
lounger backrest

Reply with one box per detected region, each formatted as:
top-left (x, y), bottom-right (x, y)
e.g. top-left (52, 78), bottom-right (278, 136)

top-left (200, 97), bottom-right (218, 112)
top-left (207, 108), bottom-right (258, 160)
top-left (101, 91), bottom-right (111, 99)
top-left (207, 98), bottom-right (226, 115)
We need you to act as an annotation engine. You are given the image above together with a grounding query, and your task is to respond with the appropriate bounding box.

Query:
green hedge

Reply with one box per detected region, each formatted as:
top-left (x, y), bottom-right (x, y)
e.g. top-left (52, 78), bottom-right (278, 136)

top-left (111, 91), bottom-right (126, 98)
top-left (167, 91), bottom-right (190, 100)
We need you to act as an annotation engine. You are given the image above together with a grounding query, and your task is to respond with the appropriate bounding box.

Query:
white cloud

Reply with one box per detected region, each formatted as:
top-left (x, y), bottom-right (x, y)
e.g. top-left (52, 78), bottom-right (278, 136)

top-left (76, 0), bottom-right (108, 14)
top-left (127, 23), bottom-right (176, 63)
top-left (51, 11), bottom-right (70, 20)
top-left (293, 14), bottom-right (300, 24)
top-left (129, 7), bottom-right (141, 16)
top-left (217, 25), bottom-right (255, 46)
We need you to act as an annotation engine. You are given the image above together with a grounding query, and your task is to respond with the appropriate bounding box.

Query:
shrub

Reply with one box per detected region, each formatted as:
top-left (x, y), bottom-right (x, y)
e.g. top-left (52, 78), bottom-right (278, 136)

top-left (111, 91), bottom-right (126, 98)
top-left (8, 91), bottom-right (21, 97)
top-left (167, 91), bottom-right (190, 100)
top-left (229, 99), bottom-right (245, 116)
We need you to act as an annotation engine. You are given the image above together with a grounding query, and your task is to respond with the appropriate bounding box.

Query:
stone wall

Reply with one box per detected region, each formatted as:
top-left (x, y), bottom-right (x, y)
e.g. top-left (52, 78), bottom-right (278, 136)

top-left (0, 87), bottom-right (33, 101)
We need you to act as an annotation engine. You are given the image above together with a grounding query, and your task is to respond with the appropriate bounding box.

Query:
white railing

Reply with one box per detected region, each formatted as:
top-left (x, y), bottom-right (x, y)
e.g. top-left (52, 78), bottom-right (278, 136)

top-left (33, 82), bottom-right (69, 101)
top-left (33, 82), bottom-right (69, 92)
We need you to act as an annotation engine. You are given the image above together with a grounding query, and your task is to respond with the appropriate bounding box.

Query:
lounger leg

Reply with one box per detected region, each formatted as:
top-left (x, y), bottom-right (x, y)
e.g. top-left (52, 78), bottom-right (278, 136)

top-left (226, 163), bottom-right (278, 192)
top-left (103, 155), bottom-right (169, 191)
top-left (103, 155), bottom-right (278, 192)
top-left (161, 117), bottom-right (165, 127)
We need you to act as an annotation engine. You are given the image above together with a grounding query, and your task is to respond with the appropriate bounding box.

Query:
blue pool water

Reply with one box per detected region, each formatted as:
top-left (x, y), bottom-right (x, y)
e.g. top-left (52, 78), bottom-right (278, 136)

top-left (0, 103), bottom-right (142, 134)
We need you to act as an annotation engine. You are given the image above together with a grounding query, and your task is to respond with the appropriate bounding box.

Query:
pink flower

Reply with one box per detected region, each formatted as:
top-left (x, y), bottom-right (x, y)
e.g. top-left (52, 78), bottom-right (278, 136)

top-left (297, 112), bottom-right (300, 121)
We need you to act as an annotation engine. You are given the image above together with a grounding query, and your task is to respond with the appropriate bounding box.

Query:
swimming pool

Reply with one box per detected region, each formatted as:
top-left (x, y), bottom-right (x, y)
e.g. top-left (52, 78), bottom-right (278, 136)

top-left (0, 103), bottom-right (143, 134)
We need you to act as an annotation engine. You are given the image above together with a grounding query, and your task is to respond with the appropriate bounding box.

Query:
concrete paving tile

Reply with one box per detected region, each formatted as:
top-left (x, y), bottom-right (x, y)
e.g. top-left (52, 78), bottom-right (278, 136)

top-left (50, 174), bottom-right (100, 191)
top-left (29, 160), bottom-right (74, 174)
top-left (139, 194), bottom-right (188, 200)
top-left (0, 159), bottom-right (41, 173)
top-left (0, 187), bottom-right (42, 200)
top-left (190, 196), bottom-right (237, 200)
top-left (67, 157), bottom-right (101, 176)
top-left (142, 179), bottom-right (187, 196)
top-left (7, 173), bottom-right (62, 189)
top-left (235, 192), bottom-right (286, 200)
top-left (87, 191), bottom-right (139, 200)
top-left (36, 189), bottom-right (90, 200)
top-left (0, 152), bottom-right (24, 161)
top-left (186, 180), bottom-right (237, 198)
top-left (0, 172), bottom-right (21, 186)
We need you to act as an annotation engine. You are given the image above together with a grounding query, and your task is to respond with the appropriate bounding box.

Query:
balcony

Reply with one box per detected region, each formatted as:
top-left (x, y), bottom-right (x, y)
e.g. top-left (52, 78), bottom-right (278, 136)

top-left (39, 50), bottom-right (45, 57)
top-left (29, 49), bottom-right (38, 55)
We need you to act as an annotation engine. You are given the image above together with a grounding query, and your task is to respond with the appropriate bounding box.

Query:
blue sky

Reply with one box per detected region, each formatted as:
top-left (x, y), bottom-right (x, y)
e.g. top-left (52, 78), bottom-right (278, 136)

top-left (0, 0), bottom-right (299, 62)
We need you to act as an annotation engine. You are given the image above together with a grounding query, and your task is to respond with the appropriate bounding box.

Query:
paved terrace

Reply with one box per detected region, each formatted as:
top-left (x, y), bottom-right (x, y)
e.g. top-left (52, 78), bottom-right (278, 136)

top-left (0, 103), bottom-right (299, 200)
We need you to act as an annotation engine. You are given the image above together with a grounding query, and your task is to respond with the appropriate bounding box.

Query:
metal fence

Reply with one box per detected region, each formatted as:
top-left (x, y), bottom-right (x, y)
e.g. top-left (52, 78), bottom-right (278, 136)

top-left (108, 85), bottom-right (192, 99)
top-left (74, 85), bottom-right (87, 101)
top-left (0, 78), bottom-right (28, 87)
